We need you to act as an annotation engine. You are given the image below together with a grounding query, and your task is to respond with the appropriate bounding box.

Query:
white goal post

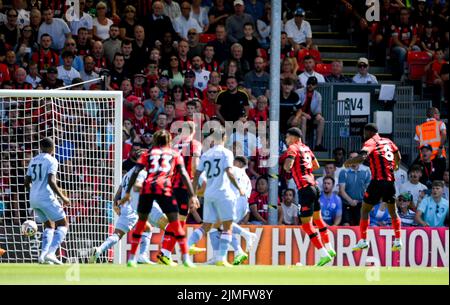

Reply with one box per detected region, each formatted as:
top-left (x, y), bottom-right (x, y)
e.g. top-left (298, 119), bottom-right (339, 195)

top-left (0, 90), bottom-right (123, 264)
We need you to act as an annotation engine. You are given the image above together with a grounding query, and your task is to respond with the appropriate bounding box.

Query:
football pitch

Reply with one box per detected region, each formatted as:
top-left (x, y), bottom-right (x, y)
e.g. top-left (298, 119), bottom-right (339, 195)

top-left (0, 264), bottom-right (448, 285)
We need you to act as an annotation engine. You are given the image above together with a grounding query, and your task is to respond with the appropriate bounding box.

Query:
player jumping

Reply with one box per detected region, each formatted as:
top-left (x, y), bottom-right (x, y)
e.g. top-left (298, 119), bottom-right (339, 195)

top-left (121, 130), bottom-right (200, 268)
top-left (191, 126), bottom-right (245, 267)
top-left (344, 123), bottom-right (403, 252)
top-left (24, 137), bottom-right (71, 265)
top-left (89, 149), bottom-right (169, 264)
top-left (281, 128), bottom-right (335, 267)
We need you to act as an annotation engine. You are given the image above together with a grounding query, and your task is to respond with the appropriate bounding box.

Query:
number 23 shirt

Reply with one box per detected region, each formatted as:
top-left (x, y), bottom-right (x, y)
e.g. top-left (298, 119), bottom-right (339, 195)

top-left (197, 145), bottom-right (235, 200)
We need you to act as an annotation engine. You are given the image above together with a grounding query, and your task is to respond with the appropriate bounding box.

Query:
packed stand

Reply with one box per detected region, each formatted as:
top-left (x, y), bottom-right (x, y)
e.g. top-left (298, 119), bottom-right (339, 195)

top-left (0, 0), bottom-right (448, 227)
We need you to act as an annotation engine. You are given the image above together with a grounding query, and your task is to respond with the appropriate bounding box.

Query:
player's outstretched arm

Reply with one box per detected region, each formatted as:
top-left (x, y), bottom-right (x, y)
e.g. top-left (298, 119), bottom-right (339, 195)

top-left (343, 151), bottom-right (367, 168)
top-left (48, 174), bottom-right (70, 205)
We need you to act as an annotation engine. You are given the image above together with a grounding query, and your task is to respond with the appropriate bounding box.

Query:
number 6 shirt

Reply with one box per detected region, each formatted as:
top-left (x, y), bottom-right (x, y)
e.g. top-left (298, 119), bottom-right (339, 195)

top-left (137, 146), bottom-right (184, 197)
top-left (361, 134), bottom-right (399, 182)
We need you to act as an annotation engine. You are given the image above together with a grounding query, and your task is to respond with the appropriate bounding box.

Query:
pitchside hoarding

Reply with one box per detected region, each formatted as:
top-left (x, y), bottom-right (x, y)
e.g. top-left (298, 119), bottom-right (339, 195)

top-left (125, 226), bottom-right (449, 267)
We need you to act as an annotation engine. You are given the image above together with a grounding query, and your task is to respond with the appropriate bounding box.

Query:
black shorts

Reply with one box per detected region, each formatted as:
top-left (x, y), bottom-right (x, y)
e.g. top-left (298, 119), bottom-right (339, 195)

top-left (298, 185), bottom-right (321, 218)
top-left (137, 194), bottom-right (179, 215)
top-left (363, 180), bottom-right (396, 205)
top-left (173, 188), bottom-right (190, 216)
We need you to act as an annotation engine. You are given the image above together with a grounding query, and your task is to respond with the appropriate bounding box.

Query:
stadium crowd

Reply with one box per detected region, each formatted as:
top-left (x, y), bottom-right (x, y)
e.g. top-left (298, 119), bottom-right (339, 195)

top-left (0, 0), bottom-right (448, 228)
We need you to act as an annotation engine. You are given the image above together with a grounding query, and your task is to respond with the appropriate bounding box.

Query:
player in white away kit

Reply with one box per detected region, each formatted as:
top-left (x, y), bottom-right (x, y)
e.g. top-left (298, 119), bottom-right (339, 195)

top-left (24, 137), bottom-right (70, 265)
top-left (191, 127), bottom-right (245, 267)
top-left (90, 151), bottom-right (169, 264)
top-left (204, 156), bottom-right (257, 265)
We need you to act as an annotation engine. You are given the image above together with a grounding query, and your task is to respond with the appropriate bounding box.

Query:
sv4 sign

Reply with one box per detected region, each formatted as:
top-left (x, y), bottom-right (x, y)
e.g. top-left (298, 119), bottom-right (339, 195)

top-left (337, 92), bottom-right (371, 116)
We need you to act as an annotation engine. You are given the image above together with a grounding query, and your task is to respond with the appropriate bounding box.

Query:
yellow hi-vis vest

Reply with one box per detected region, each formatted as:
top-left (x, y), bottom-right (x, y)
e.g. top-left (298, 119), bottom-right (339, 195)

top-left (416, 119), bottom-right (447, 160)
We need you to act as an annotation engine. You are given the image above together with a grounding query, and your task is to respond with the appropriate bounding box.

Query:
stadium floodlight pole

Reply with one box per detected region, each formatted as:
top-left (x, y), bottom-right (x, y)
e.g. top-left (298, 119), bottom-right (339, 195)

top-left (268, 0), bottom-right (282, 225)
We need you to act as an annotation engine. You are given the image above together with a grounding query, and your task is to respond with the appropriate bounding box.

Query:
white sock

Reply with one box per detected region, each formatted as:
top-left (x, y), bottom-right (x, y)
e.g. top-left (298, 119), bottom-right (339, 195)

top-left (319, 247), bottom-right (329, 257)
top-left (138, 232), bottom-right (152, 257)
top-left (40, 228), bottom-right (54, 258)
top-left (182, 253), bottom-right (190, 262)
top-left (161, 248), bottom-right (171, 258)
top-left (99, 233), bottom-right (120, 255)
top-left (324, 243), bottom-right (333, 251)
top-left (47, 226), bottom-right (68, 255)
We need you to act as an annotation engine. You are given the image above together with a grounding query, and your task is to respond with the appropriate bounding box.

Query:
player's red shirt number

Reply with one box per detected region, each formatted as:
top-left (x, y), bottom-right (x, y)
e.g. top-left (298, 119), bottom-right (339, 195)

top-left (148, 154), bottom-right (173, 173)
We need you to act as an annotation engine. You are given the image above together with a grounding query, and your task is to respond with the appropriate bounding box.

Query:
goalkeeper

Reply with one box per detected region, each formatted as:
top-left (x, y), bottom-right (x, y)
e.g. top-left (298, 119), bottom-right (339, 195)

top-left (89, 149), bottom-right (169, 264)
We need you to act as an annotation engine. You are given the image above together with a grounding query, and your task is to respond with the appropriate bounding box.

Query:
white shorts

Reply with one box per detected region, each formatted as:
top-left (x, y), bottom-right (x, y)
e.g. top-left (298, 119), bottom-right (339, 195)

top-left (203, 195), bottom-right (236, 224)
top-left (148, 201), bottom-right (165, 228)
top-left (115, 204), bottom-right (138, 233)
top-left (233, 196), bottom-right (249, 223)
top-left (31, 198), bottom-right (66, 223)
top-left (116, 201), bottom-right (165, 232)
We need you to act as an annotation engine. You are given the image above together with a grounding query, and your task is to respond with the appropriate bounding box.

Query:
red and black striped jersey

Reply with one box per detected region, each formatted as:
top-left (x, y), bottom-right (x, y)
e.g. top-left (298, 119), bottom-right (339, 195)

top-left (172, 138), bottom-right (202, 189)
top-left (282, 141), bottom-right (317, 190)
top-left (31, 49), bottom-right (59, 74)
top-left (138, 146), bottom-right (184, 196)
top-left (362, 134), bottom-right (399, 182)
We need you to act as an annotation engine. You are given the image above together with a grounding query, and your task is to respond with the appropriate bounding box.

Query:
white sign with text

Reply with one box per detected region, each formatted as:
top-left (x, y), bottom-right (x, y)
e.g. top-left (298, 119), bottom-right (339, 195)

top-left (337, 92), bottom-right (371, 116)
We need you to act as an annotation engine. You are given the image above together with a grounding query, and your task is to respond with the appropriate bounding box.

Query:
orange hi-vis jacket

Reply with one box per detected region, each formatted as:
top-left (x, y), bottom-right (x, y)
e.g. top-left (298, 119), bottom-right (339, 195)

top-left (415, 119), bottom-right (447, 160)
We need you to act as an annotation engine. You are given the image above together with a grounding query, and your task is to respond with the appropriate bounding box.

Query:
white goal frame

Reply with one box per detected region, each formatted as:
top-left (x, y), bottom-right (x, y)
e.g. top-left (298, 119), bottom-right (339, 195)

top-left (0, 90), bottom-right (123, 264)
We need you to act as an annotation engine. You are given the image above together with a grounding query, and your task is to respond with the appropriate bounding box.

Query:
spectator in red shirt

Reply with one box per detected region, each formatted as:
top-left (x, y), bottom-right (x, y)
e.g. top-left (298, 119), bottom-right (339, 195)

top-left (31, 33), bottom-right (60, 75)
top-left (248, 95), bottom-right (269, 129)
top-left (0, 61), bottom-right (11, 86)
top-left (391, 8), bottom-right (421, 77)
top-left (202, 83), bottom-right (219, 118)
top-left (202, 44), bottom-right (220, 73)
top-left (5, 50), bottom-right (19, 81)
top-left (121, 79), bottom-right (139, 121)
top-left (424, 48), bottom-right (448, 108)
top-left (132, 102), bottom-right (152, 136)
top-left (132, 71), bottom-right (150, 101)
top-left (248, 175), bottom-right (269, 225)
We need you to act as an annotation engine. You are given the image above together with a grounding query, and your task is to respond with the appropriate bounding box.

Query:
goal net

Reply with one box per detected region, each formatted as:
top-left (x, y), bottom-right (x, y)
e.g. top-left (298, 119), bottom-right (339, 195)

top-left (0, 90), bottom-right (122, 264)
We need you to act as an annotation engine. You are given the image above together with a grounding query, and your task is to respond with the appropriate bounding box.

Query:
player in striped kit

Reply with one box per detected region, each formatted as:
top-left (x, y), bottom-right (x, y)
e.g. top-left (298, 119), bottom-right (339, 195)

top-left (281, 128), bottom-right (335, 267)
top-left (25, 137), bottom-right (70, 265)
top-left (171, 121), bottom-right (205, 256)
top-left (121, 130), bottom-right (200, 268)
top-left (344, 123), bottom-right (403, 252)
top-left (89, 150), bottom-right (169, 264)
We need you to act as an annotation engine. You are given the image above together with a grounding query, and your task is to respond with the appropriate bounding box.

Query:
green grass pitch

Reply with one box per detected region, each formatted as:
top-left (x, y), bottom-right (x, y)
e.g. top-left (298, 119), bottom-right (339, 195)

top-left (0, 264), bottom-right (448, 285)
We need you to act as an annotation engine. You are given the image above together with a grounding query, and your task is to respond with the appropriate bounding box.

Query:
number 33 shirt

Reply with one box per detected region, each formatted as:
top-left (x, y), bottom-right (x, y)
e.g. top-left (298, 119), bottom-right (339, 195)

top-left (362, 134), bottom-right (399, 182)
top-left (197, 145), bottom-right (235, 200)
top-left (138, 147), bottom-right (184, 197)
